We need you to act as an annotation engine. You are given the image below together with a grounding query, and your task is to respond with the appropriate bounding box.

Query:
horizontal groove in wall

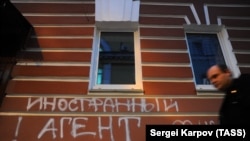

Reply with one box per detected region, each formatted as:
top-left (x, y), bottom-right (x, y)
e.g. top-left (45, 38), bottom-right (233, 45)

top-left (0, 111), bottom-right (218, 117)
top-left (234, 50), bottom-right (250, 54)
top-left (142, 62), bottom-right (190, 67)
top-left (140, 14), bottom-right (187, 19)
top-left (24, 48), bottom-right (92, 52)
top-left (143, 78), bottom-right (193, 82)
top-left (12, 0), bottom-right (95, 4)
top-left (23, 13), bottom-right (94, 17)
top-left (238, 64), bottom-right (250, 67)
top-left (141, 48), bottom-right (187, 53)
top-left (140, 14), bottom-right (186, 18)
top-left (230, 38), bottom-right (250, 41)
top-left (140, 36), bottom-right (185, 40)
top-left (140, 24), bottom-right (183, 29)
top-left (16, 62), bottom-right (91, 66)
top-left (226, 27), bottom-right (250, 30)
top-left (30, 36), bottom-right (93, 39)
top-left (12, 76), bottom-right (89, 82)
top-left (140, 2), bottom-right (191, 6)
top-left (33, 24), bottom-right (95, 27)
top-left (5, 94), bottom-right (223, 99)
top-left (205, 4), bottom-right (250, 7)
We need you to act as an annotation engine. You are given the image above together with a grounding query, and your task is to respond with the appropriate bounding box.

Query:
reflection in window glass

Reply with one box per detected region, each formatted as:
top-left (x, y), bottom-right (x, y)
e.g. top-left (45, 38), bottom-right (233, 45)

top-left (97, 32), bottom-right (135, 84)
top-left (187, 33), bottom-right (225, 85)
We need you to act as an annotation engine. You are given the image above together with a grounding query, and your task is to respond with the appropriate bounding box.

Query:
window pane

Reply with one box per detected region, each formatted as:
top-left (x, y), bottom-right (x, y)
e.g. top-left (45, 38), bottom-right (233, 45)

top-left (97, 32), bottom-right (135, 84)
top-left (187, 33), bottom-right (225, 85)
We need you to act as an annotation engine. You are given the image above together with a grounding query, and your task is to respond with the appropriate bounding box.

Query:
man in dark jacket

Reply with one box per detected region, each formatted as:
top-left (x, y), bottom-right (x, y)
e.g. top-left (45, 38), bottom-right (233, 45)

top-left (207, 64), bottom-right (250, 125)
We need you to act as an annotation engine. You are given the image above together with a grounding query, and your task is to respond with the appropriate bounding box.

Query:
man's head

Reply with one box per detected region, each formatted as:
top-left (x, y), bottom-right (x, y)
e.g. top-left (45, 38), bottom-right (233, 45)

top-left (207, 64), bottom-right (232, 91)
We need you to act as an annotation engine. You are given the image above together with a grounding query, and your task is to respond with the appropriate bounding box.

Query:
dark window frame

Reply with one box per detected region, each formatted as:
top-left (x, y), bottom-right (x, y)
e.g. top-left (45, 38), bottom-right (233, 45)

top-left (184, 25), bottom-right (240, 92)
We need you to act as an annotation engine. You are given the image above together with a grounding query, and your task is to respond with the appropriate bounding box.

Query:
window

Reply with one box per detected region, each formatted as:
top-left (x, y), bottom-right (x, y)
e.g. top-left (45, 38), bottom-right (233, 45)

top-left (98, 32), bottom-right (135, 84)
top-left (185, 25), bottom-right (240, 91)
top-left (187, 33), bottom-right (225, 85)
top-left (89, 29), bottom-right (143, 93)
top-left (90, 0), bottom-right (142, 93)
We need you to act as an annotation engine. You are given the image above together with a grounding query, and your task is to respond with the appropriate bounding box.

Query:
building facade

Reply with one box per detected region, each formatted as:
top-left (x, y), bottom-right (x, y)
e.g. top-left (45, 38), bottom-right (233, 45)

top-left (0, 0), bottom-right (250, 140)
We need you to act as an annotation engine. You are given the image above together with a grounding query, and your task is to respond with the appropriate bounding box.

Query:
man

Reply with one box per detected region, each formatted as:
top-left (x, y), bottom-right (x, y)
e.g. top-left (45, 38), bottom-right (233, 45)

top-left (207, 64), bottom-right (250, 125)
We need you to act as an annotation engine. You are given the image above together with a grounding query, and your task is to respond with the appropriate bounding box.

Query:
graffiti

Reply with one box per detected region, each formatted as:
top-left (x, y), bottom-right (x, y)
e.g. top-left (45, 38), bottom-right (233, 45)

top-left (9, 97), bottom-right (216, 140)
top-left (14, 116), bottom-right (22, 137)
top-left (13, 116), bottom-right (215, 141)
top-left (26, 97), bottom-right (179, 112)
top-left (13, 116), bottom-right (141, 141)
top-left (172, 120), bottom-right (215, 125)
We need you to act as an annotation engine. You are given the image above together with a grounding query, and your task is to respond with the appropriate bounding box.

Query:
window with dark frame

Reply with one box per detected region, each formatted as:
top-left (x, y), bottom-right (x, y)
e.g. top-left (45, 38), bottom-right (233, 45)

top-left (97, 32), bottom-right (135, 85)
top-left (186, 33), bottom-right (226, 85)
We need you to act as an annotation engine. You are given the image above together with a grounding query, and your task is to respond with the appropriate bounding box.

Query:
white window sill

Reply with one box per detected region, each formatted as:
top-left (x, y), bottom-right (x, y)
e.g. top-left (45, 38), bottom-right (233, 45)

top-left (88, 88), bottom-right (144, 95)
top-left (196, 84), bottom-right (217, 91)
top-left (195, 84), bottom-right (224, 95)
